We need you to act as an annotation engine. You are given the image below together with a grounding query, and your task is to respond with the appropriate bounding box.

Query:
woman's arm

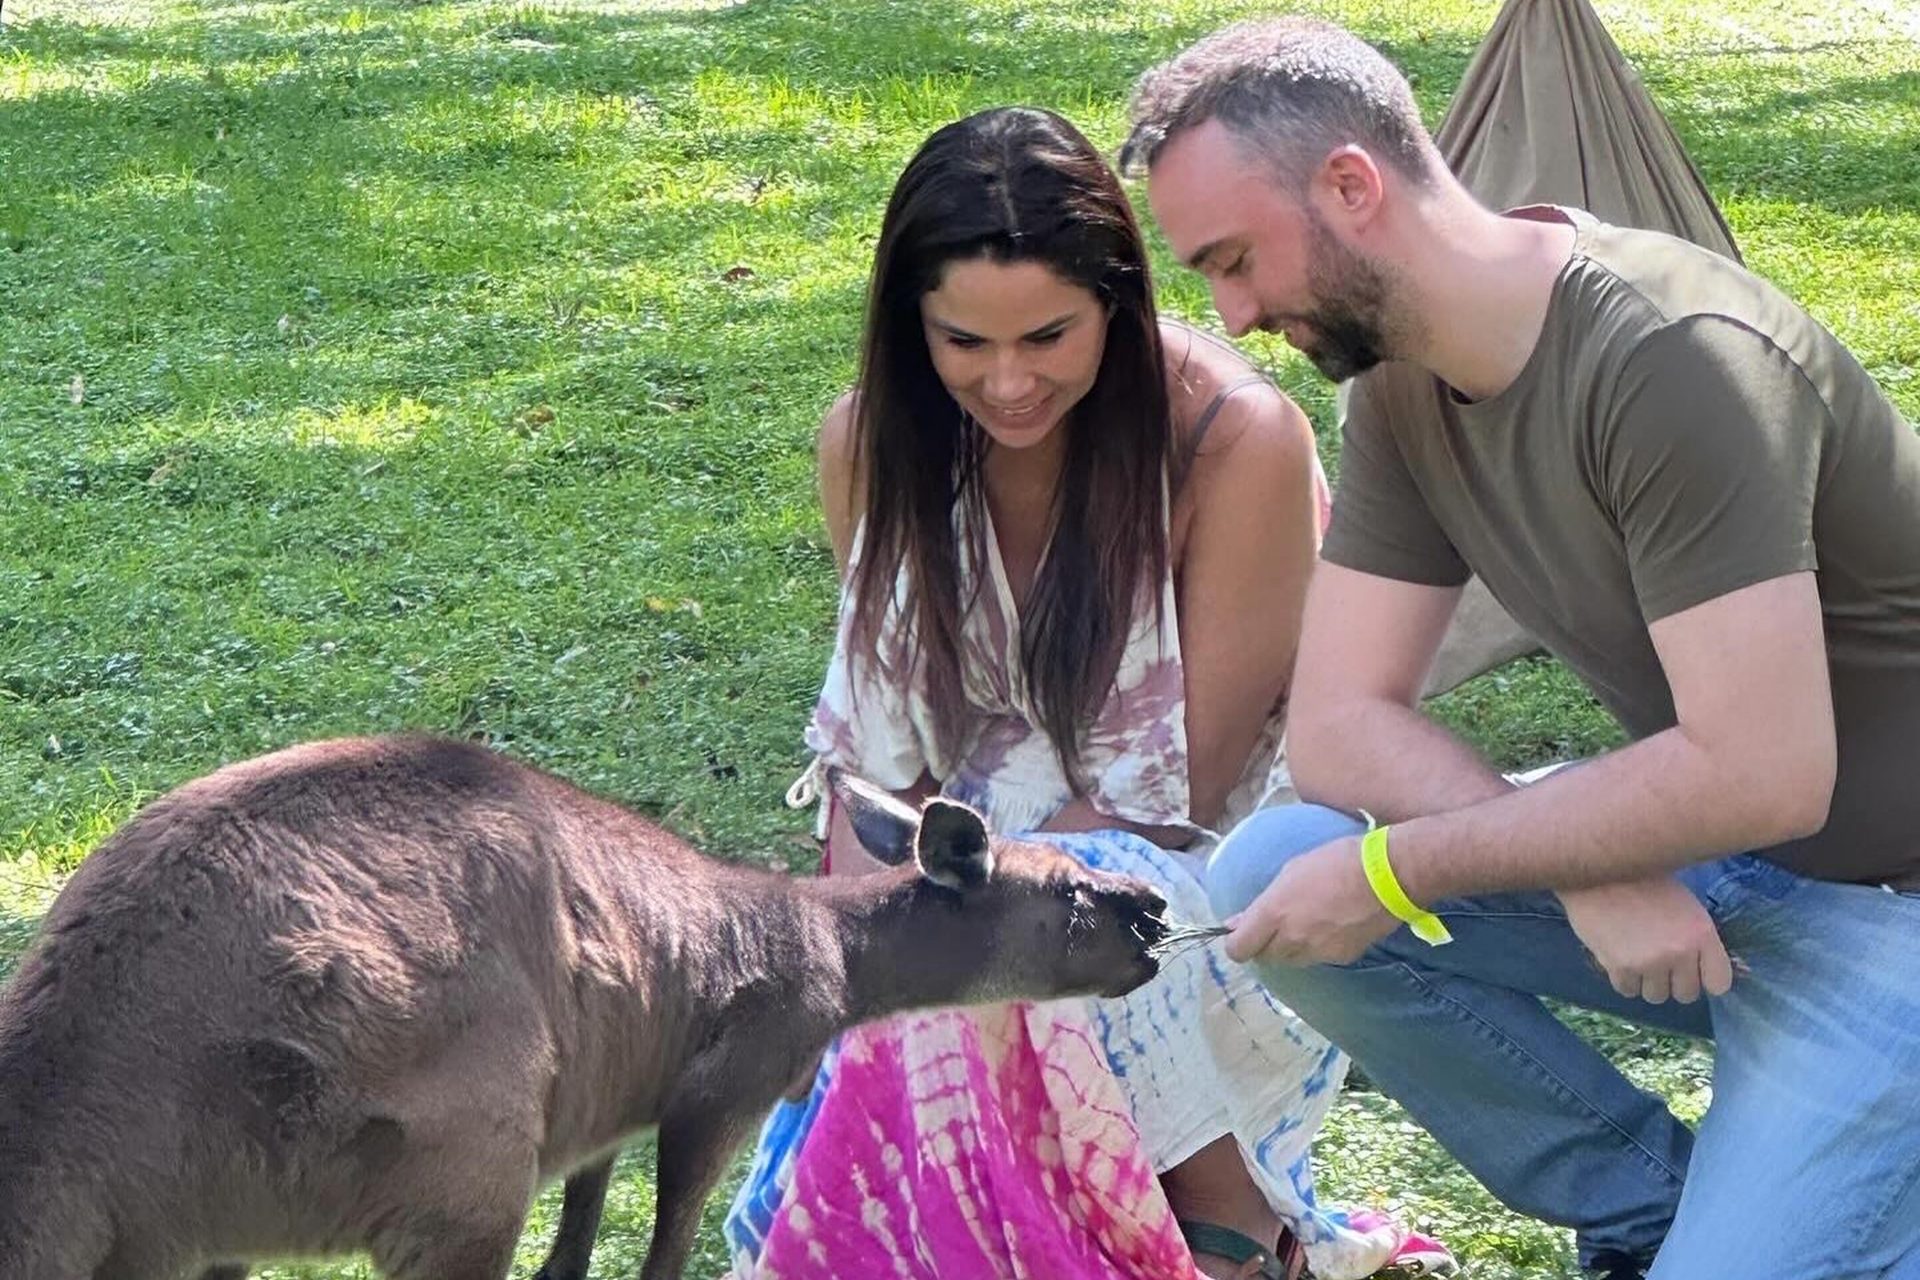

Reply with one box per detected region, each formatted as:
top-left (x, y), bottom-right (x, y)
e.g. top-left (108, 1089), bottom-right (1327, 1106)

top-left (817, 390), bottom-right (863, 578)
top-left (1038, 796), bottom-right (1192, 847)
top-left (814, 390), bottom-right (939, 877)
top-left (1039, 363), bottom-right (1321, 841)
top-left (1172, 379), bottom-right (1323, 829)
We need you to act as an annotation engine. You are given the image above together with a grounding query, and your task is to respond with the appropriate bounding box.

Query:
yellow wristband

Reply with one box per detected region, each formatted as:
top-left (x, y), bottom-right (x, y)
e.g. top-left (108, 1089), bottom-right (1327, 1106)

top-left (1360, 823), bottom-right (1453, 946)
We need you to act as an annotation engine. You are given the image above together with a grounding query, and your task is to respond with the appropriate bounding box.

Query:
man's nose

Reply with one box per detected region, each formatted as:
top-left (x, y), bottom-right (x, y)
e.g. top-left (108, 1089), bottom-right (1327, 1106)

top-left (1214, 280), bottom-right (1260, 339)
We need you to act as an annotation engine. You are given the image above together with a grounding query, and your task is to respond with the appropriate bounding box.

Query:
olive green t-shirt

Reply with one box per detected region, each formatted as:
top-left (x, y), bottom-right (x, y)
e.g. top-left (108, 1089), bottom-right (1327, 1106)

top-left (1323, 208), bottom-right (1920, 889)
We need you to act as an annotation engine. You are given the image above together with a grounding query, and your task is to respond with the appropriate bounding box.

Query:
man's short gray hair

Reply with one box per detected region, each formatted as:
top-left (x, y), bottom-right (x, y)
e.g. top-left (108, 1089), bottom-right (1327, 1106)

top-left (1121, 18), bottom-right (1436, 189)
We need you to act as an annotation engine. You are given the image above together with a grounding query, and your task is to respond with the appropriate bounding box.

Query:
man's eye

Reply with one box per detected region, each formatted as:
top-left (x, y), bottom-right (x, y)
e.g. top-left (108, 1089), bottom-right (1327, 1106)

top-left (1223, 254), bottom-right (1249, 278)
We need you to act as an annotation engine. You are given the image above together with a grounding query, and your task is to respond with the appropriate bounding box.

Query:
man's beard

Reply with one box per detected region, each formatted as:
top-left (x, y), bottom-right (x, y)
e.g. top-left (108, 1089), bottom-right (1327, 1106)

top-left (1275, 215), bottom-right (1397, 383)
top-left (1294, 300), bottom-right (1388, 382)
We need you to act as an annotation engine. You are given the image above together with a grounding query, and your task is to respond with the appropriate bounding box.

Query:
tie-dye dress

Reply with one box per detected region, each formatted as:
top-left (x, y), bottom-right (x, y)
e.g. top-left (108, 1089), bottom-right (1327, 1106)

top-left (721, 477), bottom-right (1412, 1279)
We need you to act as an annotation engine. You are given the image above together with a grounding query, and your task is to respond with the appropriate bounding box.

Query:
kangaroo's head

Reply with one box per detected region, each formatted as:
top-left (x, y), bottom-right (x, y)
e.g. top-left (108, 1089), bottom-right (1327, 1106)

top-left (829, 771), bottom-right (1170, 1003)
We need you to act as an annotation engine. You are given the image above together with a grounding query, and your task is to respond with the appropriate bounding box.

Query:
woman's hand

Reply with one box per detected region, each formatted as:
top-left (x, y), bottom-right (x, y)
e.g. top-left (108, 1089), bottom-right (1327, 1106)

top-left (1039, 796), bottom-right (1192, 848)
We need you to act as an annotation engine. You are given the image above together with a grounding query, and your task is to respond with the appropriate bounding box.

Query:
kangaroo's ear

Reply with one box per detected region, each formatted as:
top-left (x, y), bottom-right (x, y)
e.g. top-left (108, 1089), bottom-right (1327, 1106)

top-left (914, 798), bottom-right (994, 890)
top-left (826, 768), bottom-right (920, 866)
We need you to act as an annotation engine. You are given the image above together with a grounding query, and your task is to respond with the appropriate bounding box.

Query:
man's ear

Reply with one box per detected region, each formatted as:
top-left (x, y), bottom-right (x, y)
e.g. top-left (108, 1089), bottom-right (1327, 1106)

top-left (826, 768), bottom-right (920, 866)
top-left (1316, 143), bottom-right (1387, 223)
top-left (913, 798), bottom-right (994, 890)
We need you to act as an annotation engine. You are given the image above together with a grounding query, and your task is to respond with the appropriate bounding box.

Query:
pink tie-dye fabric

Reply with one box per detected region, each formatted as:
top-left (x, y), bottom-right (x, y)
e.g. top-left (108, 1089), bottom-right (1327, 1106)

top-left (750, 1007), bottom-right (1205, 1280)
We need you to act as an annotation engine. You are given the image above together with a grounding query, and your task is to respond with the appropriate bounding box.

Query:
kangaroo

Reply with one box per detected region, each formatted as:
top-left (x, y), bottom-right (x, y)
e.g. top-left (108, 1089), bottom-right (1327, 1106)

top-left (0, 734), bottom-right (1171, 1280)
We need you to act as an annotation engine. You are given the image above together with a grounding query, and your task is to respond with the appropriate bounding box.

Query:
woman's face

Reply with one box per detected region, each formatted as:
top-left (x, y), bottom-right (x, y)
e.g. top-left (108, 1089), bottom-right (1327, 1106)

top-left (920, 256), bottom-right (1109, 452)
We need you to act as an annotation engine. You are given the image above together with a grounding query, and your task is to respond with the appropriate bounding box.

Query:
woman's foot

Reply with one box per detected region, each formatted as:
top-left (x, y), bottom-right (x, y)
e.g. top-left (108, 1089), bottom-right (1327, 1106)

top-left (1162, 1137), bottom-right (1296, 1278)
top-left (1194, 1251), bottom-right (1277, 1280)
top-left (1180, 1220), bottom-right (1307, 1279)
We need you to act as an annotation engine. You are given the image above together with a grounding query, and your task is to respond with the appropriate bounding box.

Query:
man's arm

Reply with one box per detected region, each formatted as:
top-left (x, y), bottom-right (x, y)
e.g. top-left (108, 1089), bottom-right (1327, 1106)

top-left (1389, 570), bottom-right (1836, 901)
top-left (1286, 560), bottom-right (1516, 818)
top-left (1287, 367), bottom-right (1514, 818)
top-left (1227, 571), bottom-right (1834, 1003)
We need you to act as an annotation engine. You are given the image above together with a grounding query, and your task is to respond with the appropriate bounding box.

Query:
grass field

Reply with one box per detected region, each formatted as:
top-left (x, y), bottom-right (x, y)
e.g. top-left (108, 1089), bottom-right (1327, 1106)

top-left (1, 0), bottom-right (1915, 1274)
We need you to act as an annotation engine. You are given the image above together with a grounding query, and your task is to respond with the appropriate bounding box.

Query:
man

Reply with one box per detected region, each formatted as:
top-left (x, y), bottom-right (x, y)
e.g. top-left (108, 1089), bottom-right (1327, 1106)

top-left (1122, 17), bottom-right (1920, 1280)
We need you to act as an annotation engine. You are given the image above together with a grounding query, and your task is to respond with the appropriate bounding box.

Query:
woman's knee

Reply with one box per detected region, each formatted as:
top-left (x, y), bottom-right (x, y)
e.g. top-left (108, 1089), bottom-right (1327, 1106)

top-left (1204, 803), bottom-right (1368, 920)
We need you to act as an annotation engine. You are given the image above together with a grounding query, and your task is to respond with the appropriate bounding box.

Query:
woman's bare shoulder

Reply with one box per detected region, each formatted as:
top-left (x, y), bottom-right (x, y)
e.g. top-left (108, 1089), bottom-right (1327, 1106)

top-left (1158, 320), bottom-right (1311, 484)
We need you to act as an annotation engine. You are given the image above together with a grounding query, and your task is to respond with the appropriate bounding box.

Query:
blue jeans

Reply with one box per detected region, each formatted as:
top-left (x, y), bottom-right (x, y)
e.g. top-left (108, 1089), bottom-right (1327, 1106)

top-left (1206, 803), bottom-right (1920, 1277)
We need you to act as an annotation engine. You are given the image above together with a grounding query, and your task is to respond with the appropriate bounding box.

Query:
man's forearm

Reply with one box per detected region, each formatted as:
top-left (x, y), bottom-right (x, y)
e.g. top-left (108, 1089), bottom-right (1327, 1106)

top-left (1290, 697), bottom-right (1515, 821)
top-left (1390, 724), bottom-right (1827, 904)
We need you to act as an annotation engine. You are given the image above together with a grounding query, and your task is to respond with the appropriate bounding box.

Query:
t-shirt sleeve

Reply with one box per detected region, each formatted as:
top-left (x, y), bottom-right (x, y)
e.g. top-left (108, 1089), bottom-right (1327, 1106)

top-left (1601, 315), bottom-right (1822, 622)
top-left (1320, 375), bottom-right (1471, 587)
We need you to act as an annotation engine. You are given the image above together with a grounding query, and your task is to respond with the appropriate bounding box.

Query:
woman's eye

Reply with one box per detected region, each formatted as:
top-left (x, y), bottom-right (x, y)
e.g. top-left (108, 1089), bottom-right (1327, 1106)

top-left (1223, 254), bottom-right (1249, 278)
top-left (946, 335), bottom-right (983, 350)
top-left (1027, 331), bottom-right (1064, 347)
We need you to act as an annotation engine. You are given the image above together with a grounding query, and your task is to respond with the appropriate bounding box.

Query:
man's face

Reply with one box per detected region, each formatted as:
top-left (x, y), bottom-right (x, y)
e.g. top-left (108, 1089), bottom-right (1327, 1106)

top-left (1147, 119), bottom-right (1394, 382)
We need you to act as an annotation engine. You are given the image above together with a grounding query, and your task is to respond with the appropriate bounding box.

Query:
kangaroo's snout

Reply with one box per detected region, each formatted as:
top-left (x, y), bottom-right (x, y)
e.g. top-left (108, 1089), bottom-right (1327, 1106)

top-left (1094, 878), bottom-right (1170, 998)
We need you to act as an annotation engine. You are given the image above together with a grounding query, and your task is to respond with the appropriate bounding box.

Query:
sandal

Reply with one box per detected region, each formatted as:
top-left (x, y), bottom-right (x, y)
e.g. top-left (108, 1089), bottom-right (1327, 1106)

top-left (1179, 1220), bottom-right (1312, 1280)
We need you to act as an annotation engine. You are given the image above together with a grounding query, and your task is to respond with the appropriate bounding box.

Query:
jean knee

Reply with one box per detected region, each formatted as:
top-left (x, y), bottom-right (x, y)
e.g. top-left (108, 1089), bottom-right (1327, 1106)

top-left (1204, 802), bottom-right (1369, 920)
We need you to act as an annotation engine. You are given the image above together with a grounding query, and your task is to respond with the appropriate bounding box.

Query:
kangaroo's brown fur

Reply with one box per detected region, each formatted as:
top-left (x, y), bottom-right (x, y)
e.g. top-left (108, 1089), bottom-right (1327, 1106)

top-left (0, 735), bottom-right (1169, 1280)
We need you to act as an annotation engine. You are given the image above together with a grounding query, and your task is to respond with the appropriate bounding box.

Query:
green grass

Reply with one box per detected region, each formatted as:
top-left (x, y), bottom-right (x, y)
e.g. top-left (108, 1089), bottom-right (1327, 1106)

top-left (1, 0), bottom-right (1915, 1274)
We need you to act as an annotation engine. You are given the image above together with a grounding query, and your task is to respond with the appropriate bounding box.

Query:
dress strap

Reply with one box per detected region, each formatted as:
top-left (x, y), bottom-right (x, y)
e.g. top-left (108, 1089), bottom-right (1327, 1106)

top-left (1170, 373), bottom-right (1273, 497)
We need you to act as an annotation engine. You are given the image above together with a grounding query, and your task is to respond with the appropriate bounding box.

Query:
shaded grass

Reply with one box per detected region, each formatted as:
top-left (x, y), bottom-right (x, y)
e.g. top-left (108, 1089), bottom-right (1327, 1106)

top-left (1, 0), bottom-right (1914, 1275)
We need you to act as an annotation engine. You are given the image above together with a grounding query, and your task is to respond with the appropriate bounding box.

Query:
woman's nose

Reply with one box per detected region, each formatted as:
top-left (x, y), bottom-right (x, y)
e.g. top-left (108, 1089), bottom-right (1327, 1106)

top-left (984, 353), bottom-right (1039, 405)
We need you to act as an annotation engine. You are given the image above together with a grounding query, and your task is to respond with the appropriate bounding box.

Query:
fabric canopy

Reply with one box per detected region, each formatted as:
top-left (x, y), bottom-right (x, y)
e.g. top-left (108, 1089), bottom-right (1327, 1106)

top-left (1434, 0), bottom-right (1742, 263)
top-left (1417, 0), bottom-right (1743, 697)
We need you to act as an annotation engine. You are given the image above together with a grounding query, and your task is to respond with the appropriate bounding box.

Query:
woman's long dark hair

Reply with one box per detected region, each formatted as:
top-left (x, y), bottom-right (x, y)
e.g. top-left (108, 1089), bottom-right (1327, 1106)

top-left (847, 106), bottom-right (1171, 791)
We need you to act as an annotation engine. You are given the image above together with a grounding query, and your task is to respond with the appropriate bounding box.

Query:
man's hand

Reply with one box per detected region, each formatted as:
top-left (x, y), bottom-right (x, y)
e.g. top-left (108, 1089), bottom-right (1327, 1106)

top-left (1223, 836), bottom-right (1400, 966)
top-left (1558, 876), bottom-right (1734, 1004)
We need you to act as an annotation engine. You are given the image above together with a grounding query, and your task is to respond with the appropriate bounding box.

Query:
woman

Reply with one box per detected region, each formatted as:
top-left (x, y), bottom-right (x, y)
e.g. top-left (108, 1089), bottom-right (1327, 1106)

top-left (723, 107), bottom-right (1453, 1280)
